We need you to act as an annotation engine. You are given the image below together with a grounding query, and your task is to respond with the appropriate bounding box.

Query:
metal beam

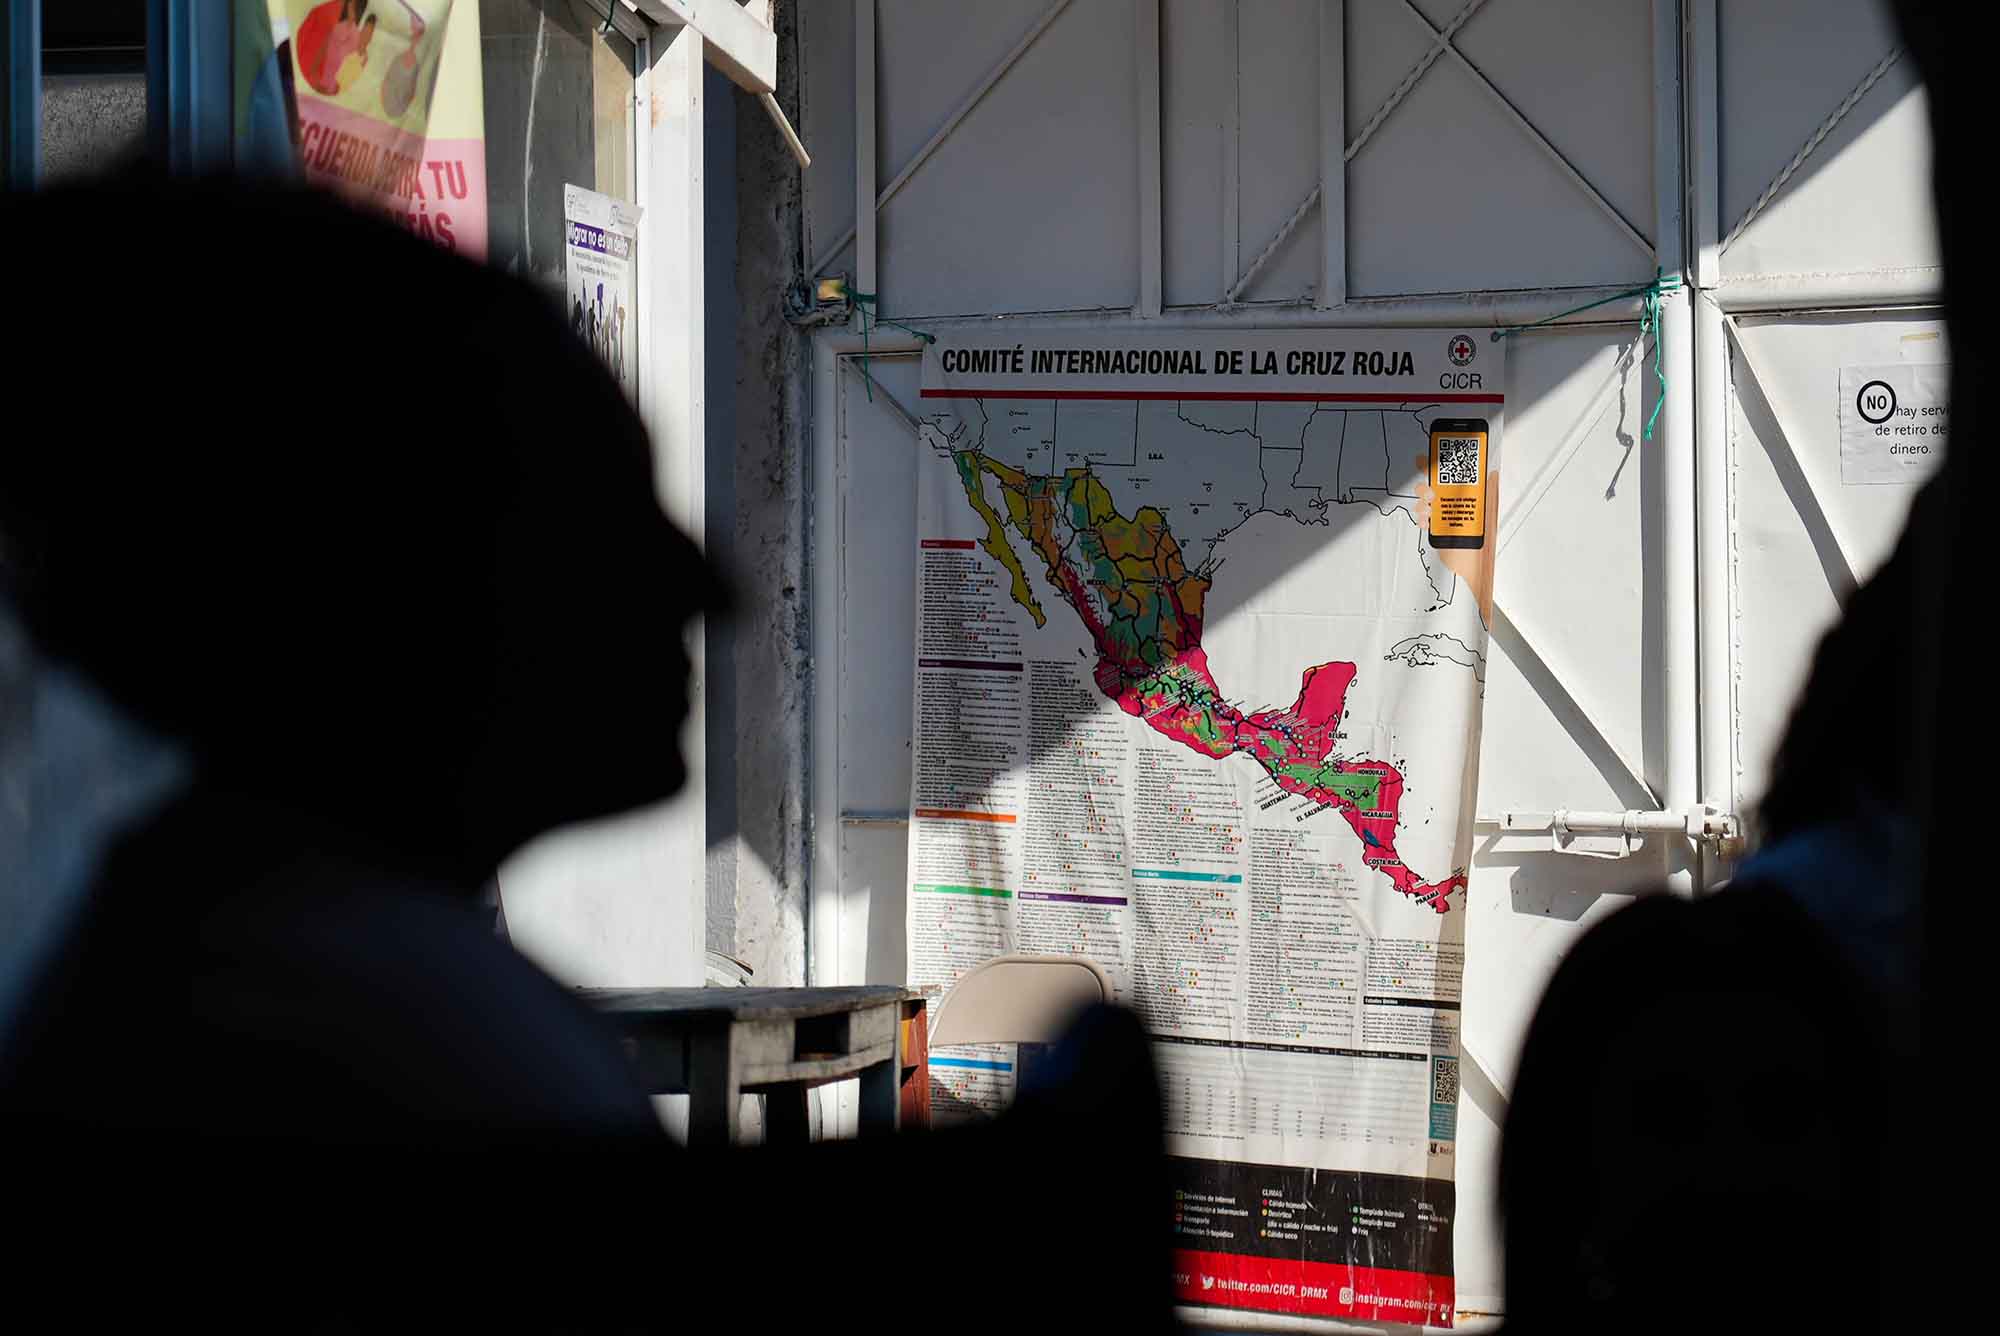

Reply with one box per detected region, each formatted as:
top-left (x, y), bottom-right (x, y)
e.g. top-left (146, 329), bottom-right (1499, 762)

top-left (1693, 292), bottom-right (1738, 839)
top-left (840, 359), bottom-right (923, 435)
top-left (1345, 0), bottom-right (1486, 166)
top-left (4, 0), bottom-right (40, 189)
top-left (1723, 315), bottom-right (1860, 597)
top-left (1316, 0), bottom-right (1345, 308)
top-left (1489, 603), bottom-right (1661, 813)
top-left (853, 0), bottom-right (876, 331)
top-left (1720, 45), bottom-right (1905, 254)
top-left (1649, 0), bottom-right (1696, 895)
top-left (1220, 2), bottom-right (1239, 302)
top-left (809, 0), bottom-right (1073, 278)
top-left (631, 0), bottom-right (778, 95)
top-left (1687, 0), bottom-right (1721, 292)
top-left (578, 0), bottom-right (651, 43)
top-left (1228, 0), bottom-right (1488, 303)
top-left (1135, 0), bottom-right (1162, 317)
top-left (759, 90), bottom-right (810, 169)
top-left (813, 285), bottom-right (1647, 338)
top-left (1686, 0), bottom-right (1736, 887)
top-left (1227, 186), bottom-right (1320, 305)
top-left (1711, 268), bottom-right (1943, 313)
top-left (1393, 0), bottom-right (1653, 258)
top-left (148, 0), bottom-right (232, 176)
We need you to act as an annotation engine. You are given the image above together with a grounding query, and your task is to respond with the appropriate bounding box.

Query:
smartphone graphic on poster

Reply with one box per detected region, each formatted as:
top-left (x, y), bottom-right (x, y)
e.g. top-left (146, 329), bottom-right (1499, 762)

top-left (1427, 417), bottom-right (1489, 550)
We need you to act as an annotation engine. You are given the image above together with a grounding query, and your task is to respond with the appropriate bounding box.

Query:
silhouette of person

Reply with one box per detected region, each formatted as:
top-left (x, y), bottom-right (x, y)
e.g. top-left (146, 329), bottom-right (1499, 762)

top-left (1498, 891), bottom-right (1890, 1336)
top-left (0, 172), bottom-right (1172, 1331)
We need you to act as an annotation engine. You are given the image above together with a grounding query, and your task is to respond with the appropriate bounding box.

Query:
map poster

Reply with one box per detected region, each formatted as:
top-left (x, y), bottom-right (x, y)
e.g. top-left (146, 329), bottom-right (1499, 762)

top-left (563, 185), bottom-right (639, 398)
top-left (268, 1), bottom-right (489, 258)
top-left (908, 328), bottom-right (1503, 1329)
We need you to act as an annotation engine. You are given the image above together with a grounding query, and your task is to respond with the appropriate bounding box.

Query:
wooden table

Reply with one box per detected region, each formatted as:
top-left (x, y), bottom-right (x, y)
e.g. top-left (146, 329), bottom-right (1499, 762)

top-left (583, 986), bottom-right (928, 1146)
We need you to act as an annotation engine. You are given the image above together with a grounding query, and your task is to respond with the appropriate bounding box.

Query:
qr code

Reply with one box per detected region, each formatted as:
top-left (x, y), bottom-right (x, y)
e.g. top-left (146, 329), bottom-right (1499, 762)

top-left (1432, 1057), bottom-right (1460, 1105)
top-left (1436, 437), bottom-right (1480, 486)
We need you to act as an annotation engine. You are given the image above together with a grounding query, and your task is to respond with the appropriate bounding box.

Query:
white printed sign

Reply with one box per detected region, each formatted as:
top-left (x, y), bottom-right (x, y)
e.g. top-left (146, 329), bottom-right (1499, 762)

top-left (563, 183), bottom-right (639, 399)
top-left (1840, 362), bottom-right (1949, 484)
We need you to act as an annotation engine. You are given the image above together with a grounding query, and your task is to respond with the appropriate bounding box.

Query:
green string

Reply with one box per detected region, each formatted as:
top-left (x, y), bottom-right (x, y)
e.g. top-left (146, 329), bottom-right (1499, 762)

top-left (850, 291), bottom-right (935, 403)
top-left (1491, 269), bottom-right (1683, 441)
top-left (851, 292), bottom-right (935, 344)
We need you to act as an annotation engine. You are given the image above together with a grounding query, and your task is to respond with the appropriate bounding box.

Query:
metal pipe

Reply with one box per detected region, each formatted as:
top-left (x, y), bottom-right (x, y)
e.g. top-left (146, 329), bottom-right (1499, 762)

top-left (808, 342), bottom-right (846, 988)
top-left (1710, 267), bottom-right (1943, 312)
top-left (759, 90), bottom-right (811, 169)
top-left (1220, 2), bottom-right (1239, 302)
top-left (852, 0), bottom-right (876, 334)
top-left (148, 0), bottom-right (233, 177)
top-left (1316, 0), bottom-right (1345, 308)
top-left (1688, 2), bottom-right (1736, 888)
top-left (799, 273), bottom-right (1936, 333)
top-left (1135, 0), bottom-right (1163, 317)
top-left (810, 286), bottom-right (1647, 341)
top-left (1655, 0), bottom-right (1697, 894)
top-left (1693, 293), bottom-right (1736, 882)
top-left (1482, 809), bottom-right (1709, 836)
top-left (855, 806), bottom-right (1736, 840)
top-left (4, 0), bottom-right (40, 189)
top-left (1686, 0), bottom-right (1735, 892)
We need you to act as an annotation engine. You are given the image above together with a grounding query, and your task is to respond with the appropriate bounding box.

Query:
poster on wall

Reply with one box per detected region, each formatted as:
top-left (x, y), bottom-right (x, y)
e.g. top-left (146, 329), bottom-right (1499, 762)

top-left (562, 184), bottom-right (639, 398)
top-left (1839, 343), bottom-right (1950, 486)
top-left (264, 0), bottom-right (489, 258)
top-left (907, 329), bottom-right (1503, 1329)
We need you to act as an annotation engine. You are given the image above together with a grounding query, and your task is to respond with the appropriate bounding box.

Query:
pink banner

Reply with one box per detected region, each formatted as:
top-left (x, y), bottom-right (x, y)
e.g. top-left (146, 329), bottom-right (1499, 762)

top-left (279, 1), bottom-right (487, 260)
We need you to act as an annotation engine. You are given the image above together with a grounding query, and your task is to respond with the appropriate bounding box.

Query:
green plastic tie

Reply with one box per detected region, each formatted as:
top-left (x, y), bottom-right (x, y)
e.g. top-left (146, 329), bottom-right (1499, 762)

top-left (848, 291), bottom-right (935, 403)
top-left (1492, 269), bottom-right (1683, 441)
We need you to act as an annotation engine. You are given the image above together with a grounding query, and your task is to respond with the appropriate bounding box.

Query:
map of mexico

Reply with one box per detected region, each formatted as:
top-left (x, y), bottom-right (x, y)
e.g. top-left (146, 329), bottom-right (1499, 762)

top-left (942, 440), bottom-right (1466, 911)
top-left (922, 333), bottom-right (1500, 911)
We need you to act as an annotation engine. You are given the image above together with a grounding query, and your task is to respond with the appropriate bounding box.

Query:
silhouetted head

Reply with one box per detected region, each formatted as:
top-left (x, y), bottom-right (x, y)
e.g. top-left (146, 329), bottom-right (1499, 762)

top-left (0, 174), bottom-right (723, 887)
top-left (1500, 891), bottom-right (1887, 1334)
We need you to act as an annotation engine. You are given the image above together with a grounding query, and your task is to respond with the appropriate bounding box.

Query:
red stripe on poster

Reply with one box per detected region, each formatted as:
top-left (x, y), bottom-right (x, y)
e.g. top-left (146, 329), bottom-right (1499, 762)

top-left (919, 389), bottom-right (1503, 403)
top-left (1172, 1249), bottom-right (1455, 1328)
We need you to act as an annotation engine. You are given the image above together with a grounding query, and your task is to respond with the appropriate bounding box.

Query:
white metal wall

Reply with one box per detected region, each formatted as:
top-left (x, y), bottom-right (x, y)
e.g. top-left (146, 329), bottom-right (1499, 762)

top-left (1704, 0), bottom-right (1940, 813)
top-left (800, 0), bottom-right (1937, 1323)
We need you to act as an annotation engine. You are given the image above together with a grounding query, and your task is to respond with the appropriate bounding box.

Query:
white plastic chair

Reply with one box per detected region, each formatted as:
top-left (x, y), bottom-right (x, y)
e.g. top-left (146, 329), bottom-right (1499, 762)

top-left (929, 953), bottom-right (1113, 1049)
